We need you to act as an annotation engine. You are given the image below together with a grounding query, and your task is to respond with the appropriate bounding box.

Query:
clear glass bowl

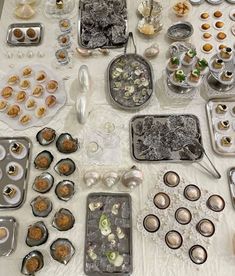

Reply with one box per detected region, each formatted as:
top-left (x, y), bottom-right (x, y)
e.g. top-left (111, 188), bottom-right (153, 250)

top-left (44, 0), bottom-right (75, 19)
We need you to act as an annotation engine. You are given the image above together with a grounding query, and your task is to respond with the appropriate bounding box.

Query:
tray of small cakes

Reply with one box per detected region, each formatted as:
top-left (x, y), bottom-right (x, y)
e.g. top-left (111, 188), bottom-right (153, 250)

top-left (0, 64), bottom-right (66, 130)
top-left (208, 47), bottom-right (234, 87)
top-left (166, 45), bottom-right (208, 94)
top-left (0, 137), bottom-right (31, 209)
top-left (7, 23), bottom-right (44, 47)
top-left (206, 98), bottom-right (235, 156)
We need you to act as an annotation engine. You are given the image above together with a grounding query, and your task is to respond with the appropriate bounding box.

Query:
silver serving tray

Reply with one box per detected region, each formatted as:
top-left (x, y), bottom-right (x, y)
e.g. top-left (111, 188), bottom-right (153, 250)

top-left (0, 216), bottom-right (17, 256)
top-left (228, 168), bottom-right (235, 209)
top-left (84, 193), bottom-right (132, 276)
top-left (0, 137), bottom-right (31, 209)
top-left (167, 21), bottom-right (194, 41)
top-left (107, 53), bottom-right (154, 111)
top-left (226, 0), bottom-right (235, 3)
top-left (208, 53), bottom-right (235, 84)
top-left (206, 98), bottom-right (235, 156)
top-left (7, 23), bottom-right (44, 47)
top-left (78, 0), bottom-right (128, 49)
top-left (130, 114), bottom-right (203, 162)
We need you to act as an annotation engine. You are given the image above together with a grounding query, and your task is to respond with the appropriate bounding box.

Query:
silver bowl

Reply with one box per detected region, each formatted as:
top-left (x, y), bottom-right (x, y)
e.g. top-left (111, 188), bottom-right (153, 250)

top-left (167, 21), bottom-right (194, 41)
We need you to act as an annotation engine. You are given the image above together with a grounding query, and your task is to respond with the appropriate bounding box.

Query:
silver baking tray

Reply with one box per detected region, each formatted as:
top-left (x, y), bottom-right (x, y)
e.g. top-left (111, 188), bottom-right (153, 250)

top-left (206, 98), bottom-right (235, 156)
top-left (130, 114), bottom-right (203, 162)
top-left (0, 137), bottom-right (31, 209)
top-left (78, 0), bottom-right (128, 49)
top-left (0, 216), bottom-right (17, 256)
top-left (7, 23), bottom-right (44, 46)
top-left (84, 193), bottom-right (132, 276)
top-left (228, 168), bottom-right (235, 209)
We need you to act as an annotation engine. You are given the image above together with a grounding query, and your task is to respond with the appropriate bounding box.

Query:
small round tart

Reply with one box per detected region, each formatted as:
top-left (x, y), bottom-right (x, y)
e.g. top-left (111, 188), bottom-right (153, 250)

top-left (216, 32), bottom-right (227, 41)
top-left (214, 10), bottom-right (223, 18)
top-left (218, 47), bottom-right (233, 61)
top-left (170, 69), bottom-right (186, 86)
top-left (217, 44), bottom-right (228, 52)
top-left (200, 12), bottom-right (209, 20)
top-left (187, 69), bottom-right (202, 87)
top-left (201, 23), bottom-right (211, 32)
top-left (181, 49), bottom-right (197, 66)
top-left (167, 57), bottom-right (181, 72)
top-left (219, 71), bottom-right (234, 85)
top-left (214, 21), bottom-right (224, 30)
top-left (202, 32), bottom-right (212, 41)
top-left (201, 43), bottom-right (213, 54)
top-left (209, 58), bottom-right (225, 72)
top-left (195, 58), bottom-right (209, 75)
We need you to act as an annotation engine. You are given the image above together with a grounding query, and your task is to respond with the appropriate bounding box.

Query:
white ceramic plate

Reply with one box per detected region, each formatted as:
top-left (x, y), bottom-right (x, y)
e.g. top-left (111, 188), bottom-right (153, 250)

top-left (0, 64), bottom-right (66, 130)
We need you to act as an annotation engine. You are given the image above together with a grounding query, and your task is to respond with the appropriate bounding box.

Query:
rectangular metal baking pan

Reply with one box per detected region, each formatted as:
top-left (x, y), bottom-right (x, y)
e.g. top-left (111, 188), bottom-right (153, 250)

top-left (206, 98), bottom-right (235, 156)
top-left (0, 216), bottom-right (17, 256)
top-left (7, 23), bottom-right (44, 46)
top-left (130, 114), bottom-right (203, 162)
top-left (0, 137), bottom-right (31, 209)
top-left (78, 0), bottom-right (128, 49)
top-left (84, 193), bottom-right (132, 276)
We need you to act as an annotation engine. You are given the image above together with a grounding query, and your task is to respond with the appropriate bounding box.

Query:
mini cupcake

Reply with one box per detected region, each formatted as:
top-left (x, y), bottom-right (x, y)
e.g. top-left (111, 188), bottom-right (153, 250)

top-left (220, 47), bottom-right (233, 60)
top-left (167, 56), bottom-right (180, 71)
top-left (189, 69), bottom-right (201, 83)
top-left (182, 49), bottom-right (197, 65)
top-left (212, 59), bottom-right (224, 70)
top-left (220, 71), bottom-right (233, 82)
top-left (173, 70), bottom-right (186, 83)
top-left (26, 28), bottom-right (38, 41)
top-left (13, 28), bottom-right (25, 42)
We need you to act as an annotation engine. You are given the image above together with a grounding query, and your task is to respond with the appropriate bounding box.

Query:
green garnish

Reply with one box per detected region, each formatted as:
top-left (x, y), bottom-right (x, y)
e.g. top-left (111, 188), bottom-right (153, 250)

top-left (175, 70), bottom-right (186, 82)
top-left (171, 57), bottom-right (180, 65)
top-left (187, 49), bottom-right (197, 58)
top-left (192, 69), bottom-right (201, 77)
top-left (106, 251), bottom-right (124, 267)
top-left (198, 58), bottom-right (208, 69)
top-left (99, 214), bottom-right (111, 236)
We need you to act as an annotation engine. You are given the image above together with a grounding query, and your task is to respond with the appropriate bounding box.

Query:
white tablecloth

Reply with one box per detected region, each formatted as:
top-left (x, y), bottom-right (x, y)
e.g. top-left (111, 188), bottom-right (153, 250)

top-left (0, 0), bottom-right (235, 275)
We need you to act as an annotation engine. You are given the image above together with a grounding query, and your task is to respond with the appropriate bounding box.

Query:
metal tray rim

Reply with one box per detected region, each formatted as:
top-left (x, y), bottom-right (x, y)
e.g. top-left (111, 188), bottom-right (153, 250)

top-left (129, 113), bottom-right (204, 163)
top-left (84, 192), bottom-right (133, 276)
top-left (7, 22), bottom-right (44, 47)
top-left (206, 98), bottom-right (235, 156)
top-left (0, 137), bottom-right (32, 210)
top-left (77, 1), bottom-right (128, 49)
top-left (107, 53), bottom-right (155, 111)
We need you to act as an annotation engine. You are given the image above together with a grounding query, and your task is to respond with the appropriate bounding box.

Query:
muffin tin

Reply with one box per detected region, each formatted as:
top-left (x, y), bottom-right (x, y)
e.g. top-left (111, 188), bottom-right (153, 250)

top-left (84, 193), bottom-right (132, 276)
top-left (137, 170), bottom-right (225, 265)
top-left (0, 216), bottom-right (17, 256)
top-left (130, 114), bottom-right (203, 162)
top-left (206, 98), bottom-right (235, 156)
top-left (0, 137), bottom-right (31, 209)
top-left (7, 23), bottom-right (44, 47)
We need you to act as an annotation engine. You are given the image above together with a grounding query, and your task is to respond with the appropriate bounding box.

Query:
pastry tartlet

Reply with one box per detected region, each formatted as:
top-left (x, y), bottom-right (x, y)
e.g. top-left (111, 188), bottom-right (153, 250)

top-left (215, 21), bottom-right (224, 29)
top-left (26, 28), bottom-right (38, 41)
top-left (8, 75), bottom-right (19, 85)
top-left (22, 66), bottom-right (33, 78)
top-left (218, 120), bottom-right (230, 130)
top-left (16, 91), bottom-right (27, 103)
top-left (212, 59), bottom-right (224, 70)
top-left (45, 95), bottom-right (57, 108)
top-left (173, 69), bottom-right (186, 83)
top-left (203, 32), bottom-right (212, 40)
top-left (168, 56), bottom-right (180, 70)
top-left (221, 71), bottom-right (233, 82)
top-left (32, 85), bottom-right (44, 97)
top-left (189, 69), bottom-right (201, 83)
top-left (183, 49), bottom-right (197, 64)
top-left (0, 100), bottom-right (8, 111)
top-left (217, 32), bottom-right (227, 40)
top-left (214, 10), bottom-right (222, 18)
top-left (13, 28), bottom-right (24, 42)
top-left (220, 47), bottom-right (232, 59)
top-left (221, 136), bottom-right (232, 147)
top-left (200, 12), bottom-right (209, 20)
top-left (20, 79), bottom-right (30, 90)
top-left (7, 104), bottom-right (21, 118)
top-left (201, 23), bottom-right (210, 31)
top-left (1, 86), bottom-right (13, 99)
top-left (216, 104), bottom-right (228, 114)
top-left (195, 58), bottom-right (208, 72)
top-left (20, 114), bottom-right (32, 125)
top-left (202, 43), bottom-right (213, 53)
